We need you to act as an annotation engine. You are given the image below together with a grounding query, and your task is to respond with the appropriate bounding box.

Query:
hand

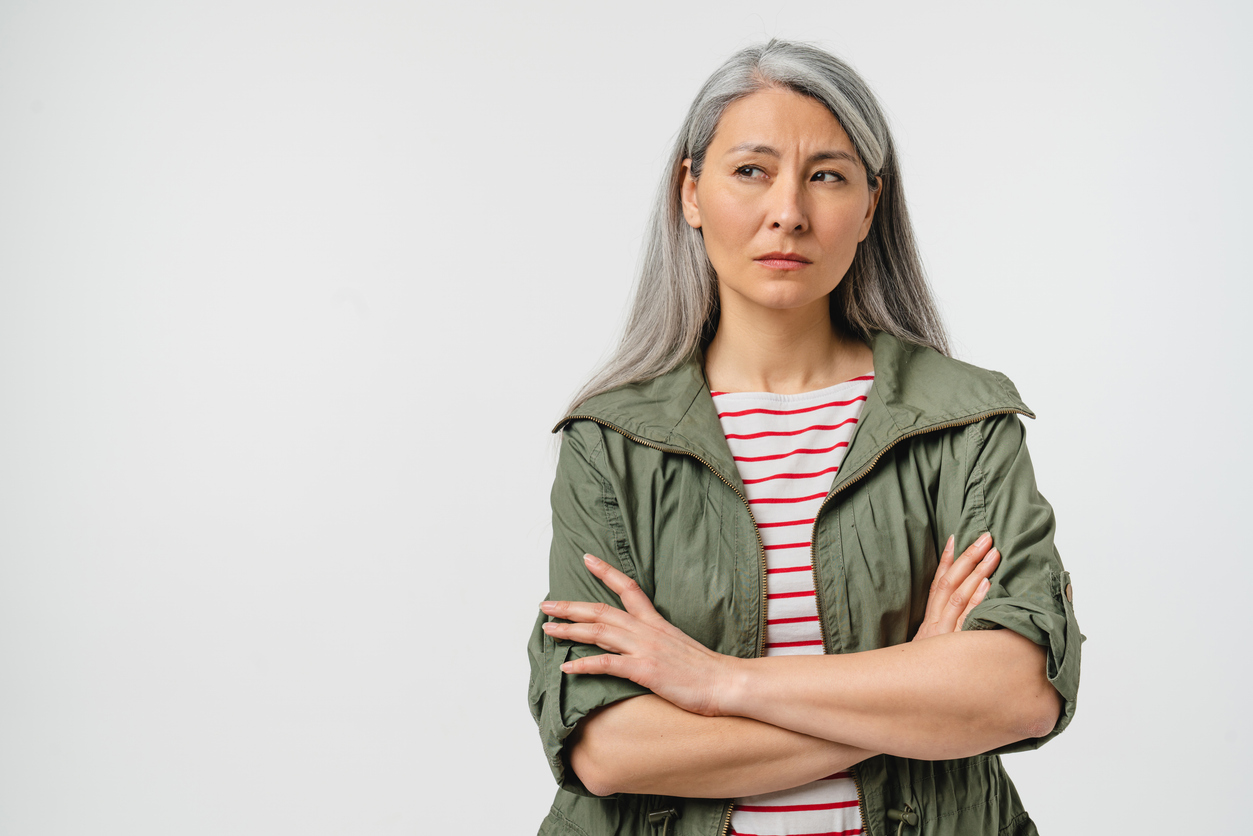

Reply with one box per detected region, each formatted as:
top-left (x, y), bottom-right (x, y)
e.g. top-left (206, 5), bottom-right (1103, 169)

top-left (540, 554), bottom-right (735, 717)
top-left (912, 533), bottom-right (999, 642)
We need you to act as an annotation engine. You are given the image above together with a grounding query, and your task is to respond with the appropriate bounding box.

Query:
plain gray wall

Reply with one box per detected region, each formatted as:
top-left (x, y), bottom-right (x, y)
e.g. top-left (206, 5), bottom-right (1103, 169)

top-left (2, 1), bottom-right (1249, 832)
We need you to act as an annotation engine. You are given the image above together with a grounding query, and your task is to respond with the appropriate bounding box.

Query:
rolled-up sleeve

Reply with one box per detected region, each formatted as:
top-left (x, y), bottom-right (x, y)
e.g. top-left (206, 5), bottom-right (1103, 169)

top-left (526, 421), bottom-right (651, 795)
top-left (959, 413), bottom-right (1083, 752)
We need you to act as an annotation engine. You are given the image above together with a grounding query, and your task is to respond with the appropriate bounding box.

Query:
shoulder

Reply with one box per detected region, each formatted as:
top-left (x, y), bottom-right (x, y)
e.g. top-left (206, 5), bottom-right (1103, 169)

top-left (555, 357), bottom-right (708, 446)
top-left (553, 357), bottom-right (738, 476)
top-left (833, 334), bottom-right (1035, 480)
top-left (557, 419), bottom-right (608, 464)
top-left (868, 333), bottom-right (1033, 428)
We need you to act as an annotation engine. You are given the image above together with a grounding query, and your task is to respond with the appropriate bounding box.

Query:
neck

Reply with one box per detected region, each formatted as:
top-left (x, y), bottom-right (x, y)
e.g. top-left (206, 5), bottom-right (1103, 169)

top-left (703, 296), bottom-right (873, 394)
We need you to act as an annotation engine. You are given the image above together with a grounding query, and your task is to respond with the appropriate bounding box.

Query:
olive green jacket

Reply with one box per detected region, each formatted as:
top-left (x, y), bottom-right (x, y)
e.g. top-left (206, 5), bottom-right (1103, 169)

top-left (527, 334), bottom-right (1082, 836)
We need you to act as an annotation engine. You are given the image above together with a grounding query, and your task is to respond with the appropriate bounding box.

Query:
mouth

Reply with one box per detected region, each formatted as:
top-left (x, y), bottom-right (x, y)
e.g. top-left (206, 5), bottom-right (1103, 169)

top-left (754, 252), bottom-right (812, 271)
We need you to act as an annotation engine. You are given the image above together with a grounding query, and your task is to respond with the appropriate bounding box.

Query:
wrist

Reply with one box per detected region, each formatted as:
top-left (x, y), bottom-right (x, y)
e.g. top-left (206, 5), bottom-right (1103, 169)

top-left (712, 655), bottom-right (754, 718)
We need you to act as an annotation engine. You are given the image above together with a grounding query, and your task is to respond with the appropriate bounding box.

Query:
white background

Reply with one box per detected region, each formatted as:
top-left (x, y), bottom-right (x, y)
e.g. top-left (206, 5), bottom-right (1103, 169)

top-left (2, 1), bottom-right (1249, 833)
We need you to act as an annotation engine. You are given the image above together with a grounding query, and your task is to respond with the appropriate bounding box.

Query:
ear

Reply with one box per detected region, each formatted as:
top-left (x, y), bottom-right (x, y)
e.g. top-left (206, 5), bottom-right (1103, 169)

top-left (680, 159), bottom-right (702, 229)
top-left (857, 175), bottom-right (882, 242)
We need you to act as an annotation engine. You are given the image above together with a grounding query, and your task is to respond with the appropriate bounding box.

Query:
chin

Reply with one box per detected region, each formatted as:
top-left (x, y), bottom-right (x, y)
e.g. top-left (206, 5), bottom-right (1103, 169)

top-left (716, 273), bottom-right (843, 316)
top-left (745, 288), bottom-right (837, 313)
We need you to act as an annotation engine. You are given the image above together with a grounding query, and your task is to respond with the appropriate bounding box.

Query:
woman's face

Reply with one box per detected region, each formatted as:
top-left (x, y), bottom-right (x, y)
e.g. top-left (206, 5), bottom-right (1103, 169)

top-left (681, 87), bottom-right (880, 321)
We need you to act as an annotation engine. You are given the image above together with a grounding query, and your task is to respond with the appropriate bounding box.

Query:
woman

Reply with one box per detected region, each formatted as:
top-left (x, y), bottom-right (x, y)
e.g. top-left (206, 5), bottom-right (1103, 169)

top-left (528, 40), bottom-right (1080, 836)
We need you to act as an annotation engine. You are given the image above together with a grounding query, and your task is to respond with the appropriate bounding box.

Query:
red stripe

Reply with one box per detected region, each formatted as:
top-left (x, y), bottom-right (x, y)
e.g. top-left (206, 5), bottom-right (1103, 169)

top-left (735, 801), bottom-right (860, 812)
top-left (766, 639), bottom-right (824, 648)
top-left (767, 589), bottom-right (816, 599)
top-left (822, 771), bottom-right (853, 780)
top-left (766, 565), bottom-right (810, 574)
top-left (731, 830), bottom-right (861, 836)
top-left (725, 418), bottom-right (859, 440)
top-left (768, 615), bottom-right (820, 625)
top-left (735, 442), bottom-right (848, 463)
top-left (709, 391), bottom-right (727, 396)
top-left (763, 542), bottom-right (810, 551)
top-left (718, 396), bottom-right (867, 418)
top-left (743, 465), bottom-right (840, 484)
top-left (749, 491), bottom-right (828, 505)
top-left (757, 518), bottom-right (814, 529)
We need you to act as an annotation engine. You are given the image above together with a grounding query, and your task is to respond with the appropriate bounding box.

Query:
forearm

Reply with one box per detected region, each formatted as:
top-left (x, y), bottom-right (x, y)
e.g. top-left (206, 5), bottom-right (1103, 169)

top-left (720, 630), bottom-right (1061, 759)
top-left (570, 694), bottom-right (874, 798)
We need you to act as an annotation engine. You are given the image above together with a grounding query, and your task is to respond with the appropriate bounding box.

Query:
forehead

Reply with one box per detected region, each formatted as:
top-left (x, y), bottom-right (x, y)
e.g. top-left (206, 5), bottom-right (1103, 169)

top-left (711, 87), bottom-right (855, 154)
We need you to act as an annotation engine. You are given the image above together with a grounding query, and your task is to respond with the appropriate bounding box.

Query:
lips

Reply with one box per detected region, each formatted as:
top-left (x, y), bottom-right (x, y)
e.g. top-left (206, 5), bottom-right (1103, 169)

top-left (754, 251), bottom-right (812, 270)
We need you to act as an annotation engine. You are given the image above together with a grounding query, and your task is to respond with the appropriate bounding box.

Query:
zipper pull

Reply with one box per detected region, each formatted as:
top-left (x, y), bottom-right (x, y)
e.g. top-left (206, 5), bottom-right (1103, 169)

top-left (887, 804), bottom-right (918, 835)
top-left (648, 807), bottom-right (680, 836)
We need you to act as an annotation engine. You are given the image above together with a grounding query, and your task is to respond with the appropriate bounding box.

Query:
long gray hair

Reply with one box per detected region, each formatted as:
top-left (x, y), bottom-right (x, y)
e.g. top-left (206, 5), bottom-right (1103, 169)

top-left (569, 40), bottom-right (948, 412)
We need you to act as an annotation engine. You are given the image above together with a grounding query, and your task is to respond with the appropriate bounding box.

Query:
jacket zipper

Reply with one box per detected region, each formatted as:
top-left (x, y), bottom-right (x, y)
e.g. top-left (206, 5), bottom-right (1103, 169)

top-left (807, 406), bottom-right (1029, 830)
top-left (561, 416), bottom-right (768, 836)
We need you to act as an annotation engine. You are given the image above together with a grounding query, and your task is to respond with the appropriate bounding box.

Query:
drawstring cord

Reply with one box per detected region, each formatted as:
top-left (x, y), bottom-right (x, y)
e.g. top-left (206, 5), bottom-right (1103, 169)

top-left (887, 754), bottom-right (920, 835)
top-left (887, 804), bottom-right (919, 836)
top-left (648, 807), bottom-right (680, 836)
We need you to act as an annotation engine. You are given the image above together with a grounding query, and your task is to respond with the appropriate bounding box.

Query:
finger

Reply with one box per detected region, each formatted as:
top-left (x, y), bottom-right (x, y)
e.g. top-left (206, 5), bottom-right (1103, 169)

top-left (958, 578), bottom-right (990, 630)
top-left (952, 542), bottom-right (999, 592)
top-left (560, 650), bottom-right (649, 685)
top-left (541, 619), bottom-right (637, 655)
top-left (923, 533), bottom-right (990, 631)
top-left (950, 533), bottom-right (994, 580)
top-left (937, 533), bottom-right (993, 599)
top-left (937, 548), bottom-right (999, 633)
top-left (582, 554), bottom-right (659, 617)
top-left (540, 598), bottom-right (635, 630)
top-left (924, 535), bottom-right (957, 625)
top-left (935, 534), bottom-right (955, 584)
top-left (578, 556), bottom-right (651, 609)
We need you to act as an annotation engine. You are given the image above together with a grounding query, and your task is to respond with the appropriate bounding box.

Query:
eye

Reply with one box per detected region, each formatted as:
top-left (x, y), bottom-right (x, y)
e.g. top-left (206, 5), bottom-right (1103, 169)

top-left (734, 165), bottom-right (767, 179)
top-left (812, 170), bottom-right (847, 183)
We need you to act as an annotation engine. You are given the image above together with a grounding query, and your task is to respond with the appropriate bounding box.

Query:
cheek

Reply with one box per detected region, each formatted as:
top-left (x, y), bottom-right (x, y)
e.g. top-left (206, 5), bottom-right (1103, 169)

top-left (699, 194), bottom-right (756, 252)
top-left (819, 206), bottom-right (872, 252)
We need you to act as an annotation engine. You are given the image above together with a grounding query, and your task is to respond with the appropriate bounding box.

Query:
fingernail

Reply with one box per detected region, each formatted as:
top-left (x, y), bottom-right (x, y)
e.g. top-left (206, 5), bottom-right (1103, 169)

top-left (946, 535), bottom-right (955, 552)
top-left (560, 662), bottom-right (573, 673)
top-left (539, 601), bottom-right (554, 613)
top-left (542, 621), bottom-right (554, 632)
top-left (977, 532), bottom-right (992, 547)
top-left (583, 554), bottom-right (601, 566)
top-left (982, 548), bottom-right (999, 563)
top-left (979, 578), bottom-right (990, 589)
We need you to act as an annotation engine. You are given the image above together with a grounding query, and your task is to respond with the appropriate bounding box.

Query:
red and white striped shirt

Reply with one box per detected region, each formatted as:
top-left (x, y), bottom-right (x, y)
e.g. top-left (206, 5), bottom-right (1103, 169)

top-left (713, 373), bottom-right (873, 836)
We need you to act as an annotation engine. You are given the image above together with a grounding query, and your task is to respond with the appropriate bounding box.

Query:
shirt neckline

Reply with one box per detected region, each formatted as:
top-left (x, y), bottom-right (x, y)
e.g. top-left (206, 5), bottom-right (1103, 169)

top-left (709, 373), bottom-right (874, 403)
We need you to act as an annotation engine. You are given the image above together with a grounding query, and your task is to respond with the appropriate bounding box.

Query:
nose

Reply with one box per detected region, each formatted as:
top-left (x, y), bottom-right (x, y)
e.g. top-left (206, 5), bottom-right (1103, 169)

top-left (767, 177), bottom-right (808, 232)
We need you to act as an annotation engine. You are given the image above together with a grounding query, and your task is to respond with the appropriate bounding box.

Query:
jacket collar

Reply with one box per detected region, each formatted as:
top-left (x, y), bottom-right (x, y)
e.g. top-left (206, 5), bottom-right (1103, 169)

top-left (555, 333), bottom-right (1033, 493)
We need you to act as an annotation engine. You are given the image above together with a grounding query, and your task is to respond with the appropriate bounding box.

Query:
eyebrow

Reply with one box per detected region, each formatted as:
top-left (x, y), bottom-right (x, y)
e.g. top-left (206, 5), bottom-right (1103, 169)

top-left (726, 143), bottom-right (861, 165)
